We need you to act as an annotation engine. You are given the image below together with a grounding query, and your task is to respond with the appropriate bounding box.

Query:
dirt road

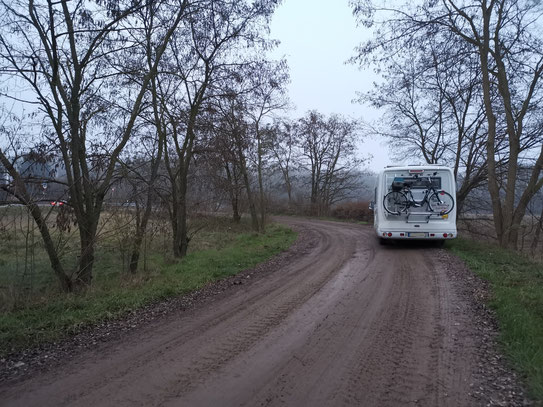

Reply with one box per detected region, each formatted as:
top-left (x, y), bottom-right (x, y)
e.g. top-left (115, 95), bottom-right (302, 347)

top-left (0, 217), bottom-right (527, 406)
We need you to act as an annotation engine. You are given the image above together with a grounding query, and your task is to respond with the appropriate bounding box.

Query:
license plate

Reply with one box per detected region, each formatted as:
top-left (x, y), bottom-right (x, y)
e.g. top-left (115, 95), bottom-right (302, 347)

top-left (408, 232), bottom-right (427, 238)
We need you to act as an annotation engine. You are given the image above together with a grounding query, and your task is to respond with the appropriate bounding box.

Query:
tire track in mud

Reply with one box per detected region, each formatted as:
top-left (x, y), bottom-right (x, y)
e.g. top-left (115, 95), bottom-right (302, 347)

top-left (328, 244), bottom-right (478, 407)
top-left (159, 224), bottom-right (374, 406)
top-left (352, 259), bottom-right (443, 406)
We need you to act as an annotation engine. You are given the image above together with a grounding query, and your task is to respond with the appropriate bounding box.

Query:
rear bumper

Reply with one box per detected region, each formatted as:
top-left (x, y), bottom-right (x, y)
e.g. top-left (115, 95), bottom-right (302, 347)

top-left (376, 228), bottom-right (457, 240)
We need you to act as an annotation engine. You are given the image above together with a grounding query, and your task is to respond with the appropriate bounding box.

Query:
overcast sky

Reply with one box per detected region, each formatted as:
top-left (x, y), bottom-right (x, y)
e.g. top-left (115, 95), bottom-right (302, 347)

top-left (269, 0), bottom-right (394, 171)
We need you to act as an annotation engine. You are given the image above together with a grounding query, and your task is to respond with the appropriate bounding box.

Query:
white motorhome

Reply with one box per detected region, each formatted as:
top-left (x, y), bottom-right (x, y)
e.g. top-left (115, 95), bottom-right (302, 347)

top-left (370, 165), bottom-right (457, 244)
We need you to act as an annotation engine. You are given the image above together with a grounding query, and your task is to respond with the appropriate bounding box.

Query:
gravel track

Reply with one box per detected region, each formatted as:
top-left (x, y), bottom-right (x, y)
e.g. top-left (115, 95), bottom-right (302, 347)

top-left (0, 217), bottom-right (530, 406)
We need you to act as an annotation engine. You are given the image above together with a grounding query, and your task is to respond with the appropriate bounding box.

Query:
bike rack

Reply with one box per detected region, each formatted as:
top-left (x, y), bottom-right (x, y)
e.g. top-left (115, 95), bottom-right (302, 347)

top-left (384, 210), bottom-right (446, 223)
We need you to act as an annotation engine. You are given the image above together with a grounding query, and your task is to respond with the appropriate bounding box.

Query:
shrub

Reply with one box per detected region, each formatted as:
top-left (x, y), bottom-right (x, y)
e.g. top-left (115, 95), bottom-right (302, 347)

top-left (331, 201), bottom-right (373, 223)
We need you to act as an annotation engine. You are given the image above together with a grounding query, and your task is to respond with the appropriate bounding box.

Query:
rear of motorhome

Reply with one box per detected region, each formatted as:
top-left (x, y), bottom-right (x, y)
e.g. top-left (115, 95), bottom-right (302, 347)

top-left (371, 165), bottom-right (457, 244)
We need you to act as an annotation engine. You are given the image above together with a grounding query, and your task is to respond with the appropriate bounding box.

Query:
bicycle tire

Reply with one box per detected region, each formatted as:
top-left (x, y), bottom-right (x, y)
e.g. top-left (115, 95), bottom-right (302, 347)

top-left (428, 191), bottom-right (454, 214)
top-left (383, 191), bottom-right (408, 215)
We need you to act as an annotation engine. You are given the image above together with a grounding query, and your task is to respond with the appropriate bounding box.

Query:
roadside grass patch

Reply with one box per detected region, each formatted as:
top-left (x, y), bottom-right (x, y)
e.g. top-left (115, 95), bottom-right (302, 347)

top-left (448, 238), bottom-right (543, 400)
top-left (0, 223), bottom-right (296, 356)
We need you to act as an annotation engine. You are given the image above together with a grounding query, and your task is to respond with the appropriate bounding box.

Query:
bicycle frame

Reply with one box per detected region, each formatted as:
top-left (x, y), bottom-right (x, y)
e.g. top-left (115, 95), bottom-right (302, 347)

top-left (402, 177), bottom-right (438, 209)
top-left (404, 189), bottom-right (427, 208)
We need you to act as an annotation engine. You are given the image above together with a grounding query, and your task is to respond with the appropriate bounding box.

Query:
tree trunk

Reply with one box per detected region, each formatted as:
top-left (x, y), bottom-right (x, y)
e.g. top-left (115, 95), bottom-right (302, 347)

top-left (176, 194), bottom-right (190, 257)
top-left (77, 241), bottom-right (95, 287)
top-left (128, 183), bottom-right (156, 272)
top-left (30, 202), bottom-right (72, 292)
top-left (129, 194), bottom-right (155, 273)
top-left (238, 147), bottom-right (259, 232)
top-left (256, 126), bottom-right (266, 231)
top-left (478, 10), bottom-right (505, 247)
top-left (225, 163), bottom-right (241, 223)
top-left (173, 170), bottom-right (190, 258)
top-left (243, 170), bottom-right (259, 231)
top-left (0, 151), bottom-right (73, 292)
top-left (129, 228), bottom-right (145, 273)
top-left (232, 197), bottom-right (241, 222)
top-left (286, 180), bottom-right (292, 208)
top-left (170, 193), bottom-right (180, 258)
top-left (531, 206), bottom-right (543, 254)
top-left (76, 213), bottom-right (99, 287)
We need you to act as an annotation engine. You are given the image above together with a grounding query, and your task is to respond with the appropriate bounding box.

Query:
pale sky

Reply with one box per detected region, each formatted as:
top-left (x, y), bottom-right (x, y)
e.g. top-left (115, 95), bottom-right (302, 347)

top-left (269, 0), bottom-right (394, 171)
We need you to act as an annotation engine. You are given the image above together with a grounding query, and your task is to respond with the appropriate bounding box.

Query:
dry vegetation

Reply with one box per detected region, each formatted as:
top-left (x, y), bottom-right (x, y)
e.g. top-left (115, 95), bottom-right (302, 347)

top-left (330, 201), bottom-right (373, 223)
top-left (458, 215), bottom-right (543, 262)
top-left (0, 205), bottom-right (264, 311)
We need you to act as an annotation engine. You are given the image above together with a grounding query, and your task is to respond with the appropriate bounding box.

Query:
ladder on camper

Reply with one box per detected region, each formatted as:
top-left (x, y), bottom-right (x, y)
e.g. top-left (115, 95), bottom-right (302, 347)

top-left (406, 211), bottom-right (436, 223)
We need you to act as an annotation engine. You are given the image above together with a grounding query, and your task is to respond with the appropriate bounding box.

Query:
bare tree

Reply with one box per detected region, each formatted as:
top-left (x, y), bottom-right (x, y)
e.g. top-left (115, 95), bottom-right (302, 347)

top-left (356, 29), bottom-right (491, 213)
top-left (151, 0), bottom-right (279, 254)
top-left (209, 133), bottom-right (245, 222)
top-left (244, 60), bottom-right (289, 230)
top-left (0, 0), bottom-right (189, 290)
top-left (444, 0), bottom-right (543, 249)
top-left (124, 4), bottom-right (172, 273)
top-left (351, 0), bottom-right (543, 248)
top-left (121, 135), bottom-right (164, 274)
top-left (214, 96), bottom-right (261, 231)
top-left (298, 111), bottom-right (363, 216)
top-left (269, 119), bottom-right (298, 208)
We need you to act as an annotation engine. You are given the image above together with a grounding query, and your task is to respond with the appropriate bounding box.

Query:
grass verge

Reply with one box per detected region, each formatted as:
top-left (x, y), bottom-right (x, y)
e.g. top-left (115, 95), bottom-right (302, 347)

top-left (448, 238), bottom-right (543, 400)
top-left (0, 223), bottom-right (296, 356)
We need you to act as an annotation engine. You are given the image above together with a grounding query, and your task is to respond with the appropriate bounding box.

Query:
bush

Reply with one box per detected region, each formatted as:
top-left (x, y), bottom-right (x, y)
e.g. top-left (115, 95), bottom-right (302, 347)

top-left (331, 201), bottom-right (373, 223)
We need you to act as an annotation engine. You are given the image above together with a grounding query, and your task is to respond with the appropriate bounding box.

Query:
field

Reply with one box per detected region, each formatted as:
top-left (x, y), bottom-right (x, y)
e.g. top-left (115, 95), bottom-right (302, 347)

top-left (0, 205), bottom-right (253, 306)
top-left (0, 205), bottom-right (296, 354)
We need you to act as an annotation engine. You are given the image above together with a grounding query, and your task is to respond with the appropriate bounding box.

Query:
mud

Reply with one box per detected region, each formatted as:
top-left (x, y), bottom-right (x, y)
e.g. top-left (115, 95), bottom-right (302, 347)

top-left (0, 217), bottom-right (530, 406)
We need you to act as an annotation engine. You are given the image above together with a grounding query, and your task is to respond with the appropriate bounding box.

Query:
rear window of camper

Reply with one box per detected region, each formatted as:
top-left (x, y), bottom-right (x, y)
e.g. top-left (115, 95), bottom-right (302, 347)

top-left (387, 175), bottom-right (442, 191)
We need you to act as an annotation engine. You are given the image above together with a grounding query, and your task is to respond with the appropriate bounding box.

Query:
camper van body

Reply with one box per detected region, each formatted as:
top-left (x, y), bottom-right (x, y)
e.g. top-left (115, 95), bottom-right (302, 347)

top-left (372, 165), bottom-right (457, 242)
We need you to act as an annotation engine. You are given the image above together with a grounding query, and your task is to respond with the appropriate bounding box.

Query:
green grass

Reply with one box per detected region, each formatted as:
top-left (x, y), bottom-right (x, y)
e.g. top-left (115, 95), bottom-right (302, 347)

top-left (0, 223), bottom-right (296, 355)
top-left (448, 238), bottom-right (543, 400)
top-left (0, 210), bottom-right (268, 303)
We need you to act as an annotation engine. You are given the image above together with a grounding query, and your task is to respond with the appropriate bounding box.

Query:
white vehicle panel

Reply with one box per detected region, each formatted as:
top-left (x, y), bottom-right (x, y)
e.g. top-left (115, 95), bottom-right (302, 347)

top-left (371, 165), bottom-right (457, 241)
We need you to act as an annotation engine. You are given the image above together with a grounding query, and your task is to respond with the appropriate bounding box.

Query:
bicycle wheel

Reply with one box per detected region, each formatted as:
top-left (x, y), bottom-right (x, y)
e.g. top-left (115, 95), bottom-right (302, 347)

top-left (428, 191), bottom-right (455, 214)
top-left (383, 191), bottom-right (408, 215)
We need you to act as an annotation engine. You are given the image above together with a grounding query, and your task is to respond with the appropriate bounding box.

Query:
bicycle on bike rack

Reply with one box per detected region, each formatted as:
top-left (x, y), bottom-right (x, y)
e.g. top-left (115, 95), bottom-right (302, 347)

top-left (383, 175), bottom-right (455, 216)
